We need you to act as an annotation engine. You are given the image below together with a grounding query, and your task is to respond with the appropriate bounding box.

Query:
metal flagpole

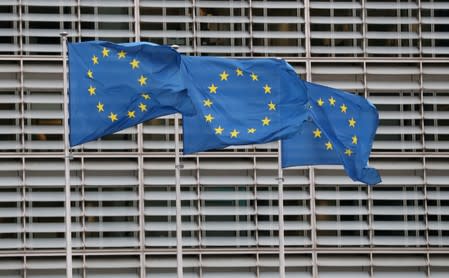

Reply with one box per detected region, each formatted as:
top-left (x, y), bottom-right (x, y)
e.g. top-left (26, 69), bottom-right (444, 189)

top-left (277, 140), bottom-right (286, 278)
top-left (174, 113), bottom-right (183, 278)
top-left (60, 31), bottom-right (73, 278)
top-left (171, 44), bottom-right (183, 278)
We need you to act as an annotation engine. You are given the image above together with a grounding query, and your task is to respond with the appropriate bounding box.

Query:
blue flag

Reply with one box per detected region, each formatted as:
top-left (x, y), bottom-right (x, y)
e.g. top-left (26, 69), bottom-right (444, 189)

top-left (180, 56), bottom-right (309, 154)
top-left (68, 41), bottom-right (195, 146)
top-left (282, 81), bottom-right (381, 185)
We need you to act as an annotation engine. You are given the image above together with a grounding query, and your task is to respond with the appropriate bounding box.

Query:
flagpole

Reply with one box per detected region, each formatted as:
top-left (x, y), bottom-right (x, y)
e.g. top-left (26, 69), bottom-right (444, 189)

top-left (60, 31), bottom-right (72, 278)
top-left (174, 113), bottom-right (183, 278)
top-left (277, 140), bottom-right (286, 278)
top-left (171, 45), bottom-right (183, 278)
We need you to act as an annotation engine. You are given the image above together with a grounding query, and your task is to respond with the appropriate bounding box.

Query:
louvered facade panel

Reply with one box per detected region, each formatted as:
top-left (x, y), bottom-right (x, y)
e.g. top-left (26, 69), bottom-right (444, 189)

top-left (0, 0), bottom-right (448, 277)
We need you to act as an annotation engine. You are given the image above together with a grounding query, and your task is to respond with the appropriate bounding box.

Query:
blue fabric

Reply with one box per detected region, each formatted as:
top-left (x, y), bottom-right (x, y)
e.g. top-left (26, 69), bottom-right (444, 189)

top-left (68, 41), bottom-right (195, 146)
top-left (282, 81), bottom-right (381, 185)
top-left (180, 56), bottom-right (309, 154)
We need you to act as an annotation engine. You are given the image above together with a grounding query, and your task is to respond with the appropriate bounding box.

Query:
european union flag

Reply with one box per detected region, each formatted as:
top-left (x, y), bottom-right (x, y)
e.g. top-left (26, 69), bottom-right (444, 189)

top-left (180, 56), bottom-right (309, 154)
top-left (68, 41), bottom-right (195, 146)
top-left (282, 81), bottom-right (381, 185)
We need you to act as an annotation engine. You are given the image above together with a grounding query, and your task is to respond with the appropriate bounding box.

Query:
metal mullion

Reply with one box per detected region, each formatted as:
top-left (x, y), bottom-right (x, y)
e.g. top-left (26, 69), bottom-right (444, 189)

top-left (19, 56), bottom-right (24, 154)
top-left (299, 2), bottom-right (302, 55)
top-left (304, 0), bottom-right (311, 60)
top-left (263, 0), bottom-right (268, 55)
top-left (23, 3), bottom-right (30, 55)
top-left (330, 0), bottom-right (335, 52)
top-left (192, 0), bottom-right (198, 55)
top-left (352, 0), bottom-right (358, 57)
top-left (396, 0), bottom-right (402, 56)
top-left (133, 0), bottom-right (140, 41)
top-left (18, 0), bottom-right (23, 55)
top-left (162, 1), bottom-right (167, 45)
top-left (230, 5), bottom-right (235, 54)
top-left (430, 2), bottom-right (435, 56)
top-left (249, 0), bottom-right (253, 56)
top-left (21, 157), bottom-right (26, 257)
top-left (77, 0), bottom-right (81, 42)
top-left (362, 0), bottom-right (367, 57)
top-left (415, 0), bottom-right (422, 58)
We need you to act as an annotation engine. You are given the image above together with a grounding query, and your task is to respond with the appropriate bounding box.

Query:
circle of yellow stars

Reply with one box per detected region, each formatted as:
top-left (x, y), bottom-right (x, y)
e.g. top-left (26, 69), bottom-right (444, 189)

top-left (86, 46), bottom-right (151, 123)
top-left (314, 96), bottom-right (358, 156)
top-left (202, 68), bottom-right (276, 139)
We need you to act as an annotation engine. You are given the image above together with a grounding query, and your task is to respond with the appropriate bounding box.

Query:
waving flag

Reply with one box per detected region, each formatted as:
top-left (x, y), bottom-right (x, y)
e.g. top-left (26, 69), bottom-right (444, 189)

top-left (282, 82), bottom-right (381, 185)
top-left (180, 56), bottom-right (309, 154)
top-left (68, 41), bottom-right (195, 146)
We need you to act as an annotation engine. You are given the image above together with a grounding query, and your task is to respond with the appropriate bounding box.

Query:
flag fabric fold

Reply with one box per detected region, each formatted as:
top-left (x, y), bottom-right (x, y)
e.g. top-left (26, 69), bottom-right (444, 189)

top-left (281, 81), bottom-right (381, 185)
top-left (68, 41), bottom-right (195, 146)
top-left (180, 56), bottom-right (309, 154)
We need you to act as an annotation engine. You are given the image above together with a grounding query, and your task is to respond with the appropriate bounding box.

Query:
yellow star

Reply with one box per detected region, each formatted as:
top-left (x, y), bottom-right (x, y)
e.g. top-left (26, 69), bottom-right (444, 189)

top-left (139, 102), bottom-right (147, 112)
top-left (340, 104), bottom-right (347, 113)
top-left (108, 112), bottom-right (118, 122)
top-left (215, 126), bottom-right (224, 135)
top-left (352, 135), bottom-right (358, 145)
top-left (268, 101), bottom-right (276, 111)
top-left (117, 50), bottom-right (126, 59)
top-left (92, 55), bottom-right (99, 65)
top-left (236, 68), bottom-right (243, 76)
top-left (128, 110), bottom-right (136, 118)
top-left (220, 71), bottom-right (229, 81)
top-left (204, 114), bottom-right (214, 123)
top-left (88, 86), bottom-right (96, 96)
top-left (325, 141), bottom-right (333, 150)
top-left (130, 59), bottom-right (140, 69)
top-left (141, 93), bottom-right (151, 100)
top-left (203, 99), bottom-right (213, 107)
top-left (345, 148), bottom-right (353, 156)
top-left (329, 97), bottom-right (336, 106)
top-left (87, 69), bottom-right (93, 79)
top-left (102, 47), bottom-right (110, 57)
top-left (317, 98), bottom-right (324, 106)
top-left (251, 73), bottom-right (258, 81)
top-left (208, 84), bottom-right (218, 94)
top-left (313, 128), bottom-right (322, 138)
top-left (230, 129), bottom-right (239, 138)
top-left (262, 117), bottom-right (271, 126)
top-left (263, 84), bottom-right (271, 94)
top-left (96, 102), bottom-right (104, 112)
top-left (247, 128), bottom-right (256, 134)
top-left (348, 117), bottom-right (356, 128)
top-left (138, 75), bottom-right (147, 86)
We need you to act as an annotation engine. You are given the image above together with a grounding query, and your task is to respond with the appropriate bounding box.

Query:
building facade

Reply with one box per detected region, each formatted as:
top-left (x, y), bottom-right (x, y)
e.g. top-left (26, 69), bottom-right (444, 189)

top-left (0, 0), bottom-right (448, 277)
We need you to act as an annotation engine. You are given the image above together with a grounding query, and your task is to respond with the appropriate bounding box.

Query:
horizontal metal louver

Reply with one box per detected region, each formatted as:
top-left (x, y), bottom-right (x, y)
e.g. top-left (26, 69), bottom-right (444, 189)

top-left (0, 0), bottom-right (447, 276)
